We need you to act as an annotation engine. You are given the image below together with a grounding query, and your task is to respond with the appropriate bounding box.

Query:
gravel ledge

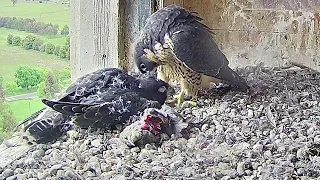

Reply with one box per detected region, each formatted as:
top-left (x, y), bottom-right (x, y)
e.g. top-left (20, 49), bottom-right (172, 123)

top-left (1, 65), bottom-right (320, 180)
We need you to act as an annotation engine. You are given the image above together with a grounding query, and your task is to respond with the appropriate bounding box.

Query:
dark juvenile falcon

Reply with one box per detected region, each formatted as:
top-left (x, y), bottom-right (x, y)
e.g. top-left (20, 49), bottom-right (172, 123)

top-left (20, 68), bottom-right (170, 143)
top-left (134, 5), bottom-right (249, 107)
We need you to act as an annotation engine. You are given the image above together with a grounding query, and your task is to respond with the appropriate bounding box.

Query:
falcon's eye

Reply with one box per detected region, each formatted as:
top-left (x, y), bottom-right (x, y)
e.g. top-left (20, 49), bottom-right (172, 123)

top-left (158, 86), bottom-right (167, 93)
top-left (140, 64), bottom-right (147, 72)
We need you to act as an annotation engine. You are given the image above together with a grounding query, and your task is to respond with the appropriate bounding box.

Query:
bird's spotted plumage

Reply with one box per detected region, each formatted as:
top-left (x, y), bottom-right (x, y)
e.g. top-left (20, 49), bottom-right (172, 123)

top-left (20, 68), bottom-right (170, 143)
top-left (134, 5), bottom-right (249, 107)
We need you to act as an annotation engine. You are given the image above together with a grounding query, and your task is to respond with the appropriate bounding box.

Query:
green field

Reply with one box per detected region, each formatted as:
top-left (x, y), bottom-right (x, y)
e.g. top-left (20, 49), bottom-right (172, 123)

top-left (0, 0), bottom-right (69, 29)
top-left (0, 28), bottom-right (67, 46)
top-left (6, 98), bottom-right (44, 121)
top-left (0, 42), bottom-right (70, 83)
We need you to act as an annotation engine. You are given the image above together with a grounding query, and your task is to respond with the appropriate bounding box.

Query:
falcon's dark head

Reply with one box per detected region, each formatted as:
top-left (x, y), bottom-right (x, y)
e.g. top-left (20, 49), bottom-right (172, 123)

top-left (134, 42), bottom-right (158, 74)
top-left (137, 76), bottom-right (170, 105)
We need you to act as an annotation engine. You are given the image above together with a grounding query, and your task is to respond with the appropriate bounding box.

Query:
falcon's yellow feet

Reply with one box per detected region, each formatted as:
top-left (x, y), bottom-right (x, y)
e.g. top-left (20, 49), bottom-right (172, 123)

top-left (173, 91), bottom-right (197, 109)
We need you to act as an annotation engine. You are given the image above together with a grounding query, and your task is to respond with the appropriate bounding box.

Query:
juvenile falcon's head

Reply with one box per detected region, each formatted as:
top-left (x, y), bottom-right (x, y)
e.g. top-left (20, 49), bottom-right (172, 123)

top-left (137, 76), bottom-right (170, 105)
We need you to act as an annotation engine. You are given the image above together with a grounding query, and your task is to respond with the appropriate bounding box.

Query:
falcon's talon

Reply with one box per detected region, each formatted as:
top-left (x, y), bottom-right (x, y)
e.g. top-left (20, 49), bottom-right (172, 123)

top-left (173, 91), bottom-right (185, 109)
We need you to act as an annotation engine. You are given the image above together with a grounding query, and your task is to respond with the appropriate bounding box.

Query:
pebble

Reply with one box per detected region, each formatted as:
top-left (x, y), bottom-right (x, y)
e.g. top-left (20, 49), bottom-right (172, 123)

top-left (37, 171), bottom-right (49, 179)
top-left (6, 175), bottom-right (17, 180)
top-left (252, 143), bottom-right (263, 153)
top-left (16, 173), bottom-right (27, 180)
top-left (65, 170), bottom-right (78, 179)
top-left (236, 162), bottom-right (245, 175)
top-left (14, 168), bottom-right (24, 175)
top-left (49, 164), bottom-right (63, 174)
top-left (247, 109), bottom-right (254, 118)
top-left (2, 168), bottom-right (14, 178)
top-left (32, 149), bottom-right (45, 159)
top-left (89, 148), bottom-right (100, 155)
top-left (91, 139), bottom-right (101, 148)
top-left (313, 135), bottom-right (320, 143)
top-left (24, 158), bottom-right (36, 167)
top-left (201, 124), bottom-right (209, 132)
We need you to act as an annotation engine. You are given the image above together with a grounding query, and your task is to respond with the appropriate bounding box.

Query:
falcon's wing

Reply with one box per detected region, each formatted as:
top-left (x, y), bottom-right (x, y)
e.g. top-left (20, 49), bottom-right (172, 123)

top-left (42, 89), bottom-right (162, 128)
top-left (169, 24), bottom-right (227, 77)
top-left (58, 68), bottom-right (137, 103)
top-left (169, 24), bottom-right (249, 90)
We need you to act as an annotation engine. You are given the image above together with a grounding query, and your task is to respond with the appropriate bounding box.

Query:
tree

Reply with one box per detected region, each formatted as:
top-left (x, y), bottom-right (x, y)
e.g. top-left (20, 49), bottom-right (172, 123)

top-left (37, 69), bottom-right (60, 99)
top-left (45, 43), bottom-right (55, 54)
top-left (11, 0), bottom-right (17, 6)
top-left (22, 35), bottom-right (36, 50)
top-left (5, 81), bottom-right (18, 93)
top-left (0, 77), bottom-right (5, 102)
top-left (54, 45), bottom-right (60, 56)
top-left (59, 45), bottom-right (68, 58)
top-left (61, 25), bottom-right (69, 35)
top-left (7, 34), bottom-right (13, 44)
top-left (32, 37), bottom-right (44, 51)
top-left (15, 66), bottom-right (41, 90)
top-left (44, 70), bottom-right (60, 99)
top-left (12, 36), bottom-right (21, 46)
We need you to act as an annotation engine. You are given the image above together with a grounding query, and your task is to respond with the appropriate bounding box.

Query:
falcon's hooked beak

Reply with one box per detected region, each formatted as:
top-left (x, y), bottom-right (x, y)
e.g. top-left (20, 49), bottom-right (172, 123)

top-left (145, 68), bottom-right (158, 77)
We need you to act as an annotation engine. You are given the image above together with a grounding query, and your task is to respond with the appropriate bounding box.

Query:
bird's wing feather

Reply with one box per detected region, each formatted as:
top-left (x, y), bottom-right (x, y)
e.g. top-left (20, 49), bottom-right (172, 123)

top-left (170, 24), bottom-right (227, 77)
top-left (42, 89), bottom-right (162, 129)
top-left (59, 68), bottom-right (129, 102)
top-left (170, 25), bottom-right (249, 90)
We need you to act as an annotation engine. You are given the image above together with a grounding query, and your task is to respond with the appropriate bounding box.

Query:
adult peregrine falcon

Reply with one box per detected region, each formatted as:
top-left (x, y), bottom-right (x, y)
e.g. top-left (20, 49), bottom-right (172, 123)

top-left (134, 5), bottom-right (249, 107)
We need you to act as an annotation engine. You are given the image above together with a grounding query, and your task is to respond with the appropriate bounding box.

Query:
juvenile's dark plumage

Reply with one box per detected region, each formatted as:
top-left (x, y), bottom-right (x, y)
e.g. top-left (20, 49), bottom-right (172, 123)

top-left (134, 5), bottom-right (249, 107)
top-left (21, 68), bottom-right (170, 143)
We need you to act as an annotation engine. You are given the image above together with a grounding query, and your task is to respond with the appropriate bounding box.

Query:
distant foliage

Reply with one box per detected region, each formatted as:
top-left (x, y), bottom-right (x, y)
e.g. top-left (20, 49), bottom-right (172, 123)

top-left (12, 36), bottom-right (21, 46)
top-left (54, 45), bottom-right (60, 56)
top-left (59, 45), bottom-right (68, 59)
top-left (39, 44), bottom-right (46, 52)
top-left (45, 43), bottom-right (55, 54)
top-left (66, 36), bottom-right (70, 59)
top-left (37, 68), bottom-right (63, 99)
top-left (44, 70), bottom-right (60, 99)
top-left (4, 81), bottom-right (19, 93)
top-left (0, 17), bottom-right (59, 36)
top-left (11, 0), bottom-right (17, 6)
top-left (22, 35), bottom-right (37, 50)
top-left (7, 34), bottom-right (70, 60)
top-left (0, 101), bottom-right (17, 141)
top-left (15, 66), bottom-right (41, 90)
top-left (0, 77), bottom-right (5, 102)
top-left (32, 38), bottom-right (44, 51)
top-left (37, 82), bottom-right (46, 98)
top-left (58, 67), bottom-right (71, 81)
top-left (7, 34), bottom-right (13, 45)
top-left (61, 25), bottom-right (69, 35)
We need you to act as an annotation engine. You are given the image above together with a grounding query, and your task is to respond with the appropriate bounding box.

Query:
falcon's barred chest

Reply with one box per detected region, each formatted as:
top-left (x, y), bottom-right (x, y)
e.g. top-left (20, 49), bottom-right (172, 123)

top-left (157, 55), bottom-right (202, 98)
top-left (146, 37), bottom-right (202, 98)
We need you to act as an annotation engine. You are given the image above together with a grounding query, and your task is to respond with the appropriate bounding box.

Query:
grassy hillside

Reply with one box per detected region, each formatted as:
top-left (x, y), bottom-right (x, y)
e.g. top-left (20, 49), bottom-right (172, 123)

top-left (6, 98), bottom-right (44, 121)
top-left (0, 1), bottom-right (69, 29)
top-left (0, 42), bottom-right (69, 83)
top-left (0, 28), bottom-right (67, 46)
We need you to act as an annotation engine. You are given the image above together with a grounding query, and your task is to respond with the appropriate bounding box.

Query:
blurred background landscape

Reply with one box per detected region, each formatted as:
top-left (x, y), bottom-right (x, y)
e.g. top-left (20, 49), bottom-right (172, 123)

top-left (0, 0), bottom-right (70, 140)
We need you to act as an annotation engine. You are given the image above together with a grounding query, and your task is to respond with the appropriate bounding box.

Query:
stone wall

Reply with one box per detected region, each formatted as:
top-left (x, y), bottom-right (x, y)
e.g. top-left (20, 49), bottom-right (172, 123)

top-left (163, 0), bottom-right (320, 71)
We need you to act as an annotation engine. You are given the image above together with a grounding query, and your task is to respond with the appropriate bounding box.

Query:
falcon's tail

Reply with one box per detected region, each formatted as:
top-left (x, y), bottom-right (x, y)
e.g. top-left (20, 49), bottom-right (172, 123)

top-left (217, 66), bottom-right (249, 91)
top-left (23, 116), bottom-right (69, 144)
top-left (17, 107), bottom-right (72, 144)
